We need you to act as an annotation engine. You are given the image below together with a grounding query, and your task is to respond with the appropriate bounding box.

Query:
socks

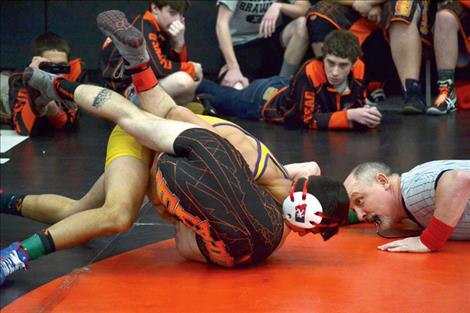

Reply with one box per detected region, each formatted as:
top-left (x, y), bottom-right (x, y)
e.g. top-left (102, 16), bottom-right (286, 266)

top-left (21, 229), bottom-right (56, 261)
top-left (127, 63), bottom-right (159, 93)
top-left (53, 78), bottom-right (80, 101)
top-left (437, 69), bottom-right (454, 84)
top-left (0, 192), bottom-right (25, 216)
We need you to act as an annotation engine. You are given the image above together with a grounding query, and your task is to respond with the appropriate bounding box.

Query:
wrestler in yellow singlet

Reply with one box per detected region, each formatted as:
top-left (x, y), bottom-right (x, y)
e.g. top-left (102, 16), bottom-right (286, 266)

top-left (105, 115), bottom-right (288, 180)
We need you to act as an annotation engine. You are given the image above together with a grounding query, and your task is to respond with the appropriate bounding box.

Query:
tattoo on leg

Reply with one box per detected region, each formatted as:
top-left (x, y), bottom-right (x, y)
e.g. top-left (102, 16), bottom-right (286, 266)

top-left (92, 89), bottom-right (112, 108)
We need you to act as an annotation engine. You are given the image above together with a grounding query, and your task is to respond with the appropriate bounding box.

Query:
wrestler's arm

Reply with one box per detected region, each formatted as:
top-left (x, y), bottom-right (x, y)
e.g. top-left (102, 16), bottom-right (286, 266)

top-left (283, 161), bottom-right (321, 181)
top-left (275, 223), bottom-right (292, 252)
top-left (174, 221), bottom-right (206, 263)
top-left (379, 170), bottom-right (470, 253)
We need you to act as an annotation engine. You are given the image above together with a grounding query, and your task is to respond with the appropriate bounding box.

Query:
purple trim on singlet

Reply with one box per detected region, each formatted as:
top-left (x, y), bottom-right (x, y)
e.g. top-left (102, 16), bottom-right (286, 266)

top-left (211, 122), bottom-right (289, 180)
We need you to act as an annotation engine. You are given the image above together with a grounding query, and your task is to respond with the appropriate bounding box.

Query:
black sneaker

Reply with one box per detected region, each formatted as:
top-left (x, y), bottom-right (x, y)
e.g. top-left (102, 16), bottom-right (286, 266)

top-left (402, 94), bottom-right (426, 114)
top-left (196, 93), bottom-right (218, 116)
top-left (426, 80), bottom-right (457, 115)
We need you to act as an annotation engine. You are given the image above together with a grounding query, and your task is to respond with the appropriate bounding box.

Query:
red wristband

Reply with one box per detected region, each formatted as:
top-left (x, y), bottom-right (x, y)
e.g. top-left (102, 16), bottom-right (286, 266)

top-left (131, 66), bottom-right (158, 93)
top-left (420, 216), bottom-right (455, 251)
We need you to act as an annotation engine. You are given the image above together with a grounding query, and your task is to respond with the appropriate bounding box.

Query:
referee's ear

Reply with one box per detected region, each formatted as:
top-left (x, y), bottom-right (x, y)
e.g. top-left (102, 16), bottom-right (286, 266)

top-left (376, 173), bottom-right (390, 189)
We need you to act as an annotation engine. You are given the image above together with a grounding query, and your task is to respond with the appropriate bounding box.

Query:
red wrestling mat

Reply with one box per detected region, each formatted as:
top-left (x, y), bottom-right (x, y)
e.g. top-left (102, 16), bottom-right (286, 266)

top-left (4, 224), bottom-right (470, 313)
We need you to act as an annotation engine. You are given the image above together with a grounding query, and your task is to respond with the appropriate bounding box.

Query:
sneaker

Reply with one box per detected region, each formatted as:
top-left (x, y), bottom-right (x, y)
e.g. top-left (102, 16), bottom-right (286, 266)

top-left (22, 67), bottom-right (62, 117)
top-left (426, 80), bottom-right (457, 115)
top-left (366, 88), bottom-right (386, 106)
top-left (97, 10), bottom-right (149, 69)
top-left (1, 242), bottom-right (29, 285)
top-left (196, 93), bottom-right (218, 116)
top-left (402, 94), bottom-right (426, 114)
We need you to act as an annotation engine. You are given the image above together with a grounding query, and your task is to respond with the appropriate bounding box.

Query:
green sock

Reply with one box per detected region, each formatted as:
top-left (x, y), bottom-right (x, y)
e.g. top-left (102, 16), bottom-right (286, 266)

top-left (21, 230), bottom-right (56, 260)
top-left (21, 234), bottom-right (45, 260)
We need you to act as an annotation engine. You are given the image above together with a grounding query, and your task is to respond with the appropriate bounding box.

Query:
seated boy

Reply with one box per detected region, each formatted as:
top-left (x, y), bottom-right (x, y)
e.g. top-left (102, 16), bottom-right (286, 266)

top-left (197, 30), bottom-right (382, 130)
top-left (216, 0), bottom-right (311, 89)
top-left (100, 0), bottom-right (202, 105)
top-left (8, 32), bottom-right (85, 136)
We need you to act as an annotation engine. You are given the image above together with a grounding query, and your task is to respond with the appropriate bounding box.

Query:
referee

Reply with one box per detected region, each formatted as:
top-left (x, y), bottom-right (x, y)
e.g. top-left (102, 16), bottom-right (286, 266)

top-left (344, 160), bottom-right (470, 253)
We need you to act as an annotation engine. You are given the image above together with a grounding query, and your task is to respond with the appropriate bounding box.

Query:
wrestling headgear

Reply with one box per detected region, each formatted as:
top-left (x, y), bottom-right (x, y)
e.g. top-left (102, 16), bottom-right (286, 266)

top-left (282, 175), bottom-right (349, 241)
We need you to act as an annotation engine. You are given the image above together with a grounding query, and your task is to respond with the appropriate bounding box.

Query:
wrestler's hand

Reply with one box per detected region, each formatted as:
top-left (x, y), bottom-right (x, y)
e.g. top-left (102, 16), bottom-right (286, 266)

top-left (285, 161), bottom-right (322, 181)
top-left (260, 2), bottom-right (281, 38)
top-left (378, 236), bottom-right (431, 253)
top-left (352, 0), bottom-right (374, 17)
top-left (367, 6), bottom-right (382, 23)
top-left (347, 106), bottom-right (382, 128)
top-left (169, 18), bottom-right (186, 52)
top-left (29, 56), bottom-right (50, 68)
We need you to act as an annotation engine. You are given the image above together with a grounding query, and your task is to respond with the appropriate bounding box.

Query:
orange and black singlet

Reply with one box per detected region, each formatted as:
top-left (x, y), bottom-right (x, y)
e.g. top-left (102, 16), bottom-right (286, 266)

top-left (155, 128), bottom-right (284, 268)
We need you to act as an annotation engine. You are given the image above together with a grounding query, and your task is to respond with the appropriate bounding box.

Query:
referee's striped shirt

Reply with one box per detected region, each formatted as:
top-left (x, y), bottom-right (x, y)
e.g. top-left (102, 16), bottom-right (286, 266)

top-left (400, 160), bottom-right (470, 240)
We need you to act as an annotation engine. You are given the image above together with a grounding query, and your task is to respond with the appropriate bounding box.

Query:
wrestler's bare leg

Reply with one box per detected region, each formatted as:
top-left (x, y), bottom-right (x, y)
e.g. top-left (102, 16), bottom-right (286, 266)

top-left (20, 175), bottom-right (105, 224)
top-left (23, 67), bottom-right (199, 155)
top-left (47, 156), bottom-right (148, 249)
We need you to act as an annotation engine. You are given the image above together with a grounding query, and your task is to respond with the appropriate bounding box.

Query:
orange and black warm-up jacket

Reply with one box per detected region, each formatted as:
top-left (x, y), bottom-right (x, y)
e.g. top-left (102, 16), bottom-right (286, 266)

top-left (8, 58), bottom-right (85, 135)
top-left (262, 59), bottom-right (366, 130)
top-left (100, 10), bottom-right (195, 93)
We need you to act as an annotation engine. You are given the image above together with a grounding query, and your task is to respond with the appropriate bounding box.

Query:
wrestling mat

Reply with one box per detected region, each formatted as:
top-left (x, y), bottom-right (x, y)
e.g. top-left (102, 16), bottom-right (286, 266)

top-left (3, 224), bottom-right (469, 313)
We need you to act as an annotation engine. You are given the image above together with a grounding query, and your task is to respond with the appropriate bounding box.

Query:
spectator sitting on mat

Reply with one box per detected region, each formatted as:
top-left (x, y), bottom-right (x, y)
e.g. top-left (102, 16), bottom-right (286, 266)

top-left (8, 32), bottom-right (86, 136)
top-left (197, 30), bottom-right (382, 130)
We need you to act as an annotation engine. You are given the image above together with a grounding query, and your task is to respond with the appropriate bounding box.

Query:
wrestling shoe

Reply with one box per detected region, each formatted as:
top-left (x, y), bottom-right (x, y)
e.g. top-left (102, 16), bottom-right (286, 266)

top-left (366, 88), bottom-right (386, 106)
top-left (402, 94), bottom-right (426, 115)
top-left (426, 80), bottom-right (457, 115)
top-left (97, 10), bottom-right (149, 69)
top-left (22, 67), bottom-right (62, 117)
top-left (0, 242), bottom-right (29, 286)
top-left (402, 79), bottom-right (426, 114)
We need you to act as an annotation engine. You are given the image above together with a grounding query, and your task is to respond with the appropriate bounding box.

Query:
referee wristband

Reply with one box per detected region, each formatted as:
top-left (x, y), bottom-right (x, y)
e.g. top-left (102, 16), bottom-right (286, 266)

top-left (420, 216), bottom-right (455, 251)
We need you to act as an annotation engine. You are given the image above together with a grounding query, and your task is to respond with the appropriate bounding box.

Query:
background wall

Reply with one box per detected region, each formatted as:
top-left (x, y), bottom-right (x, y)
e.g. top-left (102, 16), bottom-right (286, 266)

top-left (0, 0), bottom-right (223, 74)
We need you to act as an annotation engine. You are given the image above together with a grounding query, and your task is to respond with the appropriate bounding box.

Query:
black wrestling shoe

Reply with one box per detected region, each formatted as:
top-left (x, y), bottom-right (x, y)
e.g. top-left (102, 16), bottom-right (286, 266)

top-left (402, 94), bottom-right (426, 114)
top-left (401, 79), bottom-right (426, 115)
